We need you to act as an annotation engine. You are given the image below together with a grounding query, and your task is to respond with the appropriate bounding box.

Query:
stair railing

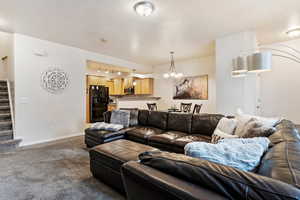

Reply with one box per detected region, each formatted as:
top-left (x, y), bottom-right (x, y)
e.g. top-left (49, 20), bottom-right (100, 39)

top-left (6, 79), bottom-right (15, 137)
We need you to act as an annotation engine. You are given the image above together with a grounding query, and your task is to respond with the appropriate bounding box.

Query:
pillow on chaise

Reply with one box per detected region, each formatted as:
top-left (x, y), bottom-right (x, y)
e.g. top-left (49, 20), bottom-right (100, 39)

top-left (110, 110), bottom-right (130, 128)
top-left (215, 117), bottom-right (237, 134)
top-left (120, 108), bottom-right (139, 126)
top-left (234, 109), bottom-right (280, 137)
top-left (240, 118), bottom-right (276, 138)
top-left (211, 117), bottom-right (238, 143)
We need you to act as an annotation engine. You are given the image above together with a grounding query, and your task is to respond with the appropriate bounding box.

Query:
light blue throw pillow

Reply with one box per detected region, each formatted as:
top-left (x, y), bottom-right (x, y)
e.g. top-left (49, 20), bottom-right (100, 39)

top-left (184, 137), bottom-right (270, 171)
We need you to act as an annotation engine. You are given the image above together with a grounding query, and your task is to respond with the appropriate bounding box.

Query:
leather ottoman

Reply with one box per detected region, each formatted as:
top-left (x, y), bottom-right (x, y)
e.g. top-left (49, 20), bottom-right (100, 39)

top-left (85, 128), bottom-right (133, 148)
top-left (89, 139), bottom-right (158, 193)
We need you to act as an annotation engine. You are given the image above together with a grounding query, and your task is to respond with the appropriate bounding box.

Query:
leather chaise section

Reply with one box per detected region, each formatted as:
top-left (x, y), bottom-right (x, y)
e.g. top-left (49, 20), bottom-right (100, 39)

top-left (139, 151), bottom-right (300, 200)
top-left (258, 141), bottom-right (300, 187)
top-left (269, 120), bottom-right (300, 144)
top-left (90, 139), bottom-right (158, 193)
top-left (85, 127), bottom-right (133, 147)
top-left (122, 161), bottom-right (227, 200)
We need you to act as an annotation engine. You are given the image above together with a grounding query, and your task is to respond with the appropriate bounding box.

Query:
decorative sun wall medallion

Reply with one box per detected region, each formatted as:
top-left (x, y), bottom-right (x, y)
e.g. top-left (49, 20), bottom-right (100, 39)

top-left (41, 68), bottom-right (69, 94)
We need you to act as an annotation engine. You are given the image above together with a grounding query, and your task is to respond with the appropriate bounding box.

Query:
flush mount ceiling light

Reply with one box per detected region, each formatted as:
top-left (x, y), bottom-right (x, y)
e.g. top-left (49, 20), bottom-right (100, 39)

top-left (134, 1), bottom-right (155, 17)
top-left (287, 28), bottom-right (300, 37)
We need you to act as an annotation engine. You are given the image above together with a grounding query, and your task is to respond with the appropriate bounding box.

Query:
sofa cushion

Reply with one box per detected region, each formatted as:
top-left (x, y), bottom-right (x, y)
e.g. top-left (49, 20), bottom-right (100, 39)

top-left (149, 131), bottom-right (187, 145)
top-left (138, 110), bottom-right (149, 126)
top-left (139, 151), bottom-right (300, 200)
top-left (269, 120), bottom-right (300, 144)
top-left (257, 141), bottom-right (300, 187)
top-left (110, 110), bottom-right (130, 128)
top-left (120, 108), bottom-right (139, 126)
top-left (148, 111), bottom-right (168, 130)
top-left (173, 134), bottom-right (211, 148)
top-left (126, 126), bottom-right (165, 140)
top-left (191, 114), bottom-right (224, 136)
top-left (167, 113), bottom-right (193, 133)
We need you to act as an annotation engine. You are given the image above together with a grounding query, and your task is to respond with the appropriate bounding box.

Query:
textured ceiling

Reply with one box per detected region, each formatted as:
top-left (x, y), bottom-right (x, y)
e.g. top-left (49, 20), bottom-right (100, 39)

top-left (0, 0), bottom-right (299, 66)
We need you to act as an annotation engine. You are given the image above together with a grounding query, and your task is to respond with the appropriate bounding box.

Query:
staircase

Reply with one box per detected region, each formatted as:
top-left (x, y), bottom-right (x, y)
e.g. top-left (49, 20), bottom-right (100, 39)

top-left (0, 80), bottom-right (21, 152)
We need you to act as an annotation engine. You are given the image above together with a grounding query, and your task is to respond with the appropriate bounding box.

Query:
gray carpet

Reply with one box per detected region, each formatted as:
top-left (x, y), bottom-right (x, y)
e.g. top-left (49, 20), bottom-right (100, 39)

top-left (0, 136), bottom-right (125, 200)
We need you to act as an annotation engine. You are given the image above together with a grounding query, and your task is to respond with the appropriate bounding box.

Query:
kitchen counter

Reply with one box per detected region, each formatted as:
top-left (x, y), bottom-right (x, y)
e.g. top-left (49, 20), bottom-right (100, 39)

top-left (117, 96), bottom-right (161, 101)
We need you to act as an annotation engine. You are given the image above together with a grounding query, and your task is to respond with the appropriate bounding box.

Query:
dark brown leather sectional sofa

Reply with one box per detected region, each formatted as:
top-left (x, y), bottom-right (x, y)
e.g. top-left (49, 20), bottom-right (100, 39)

top-left (85, 110), bottom-right (300, 200)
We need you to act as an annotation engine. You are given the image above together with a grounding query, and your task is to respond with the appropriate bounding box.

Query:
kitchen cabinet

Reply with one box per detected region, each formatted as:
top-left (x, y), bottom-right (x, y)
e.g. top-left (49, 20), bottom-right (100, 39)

top-left (105, 81), bottom-right (114, 95)
top-left (112, 78), bottom-right (124, 95)
top-left (134, 78), bottom-right (153, 95)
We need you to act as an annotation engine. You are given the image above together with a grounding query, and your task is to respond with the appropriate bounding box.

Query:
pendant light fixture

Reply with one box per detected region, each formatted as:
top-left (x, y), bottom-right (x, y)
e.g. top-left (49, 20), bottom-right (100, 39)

top-left (163, 52), bottom-right (183, 79)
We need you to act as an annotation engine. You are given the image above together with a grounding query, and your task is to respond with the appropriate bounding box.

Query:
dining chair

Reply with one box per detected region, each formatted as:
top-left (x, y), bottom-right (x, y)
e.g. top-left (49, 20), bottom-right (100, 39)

top-left (193, 104), bottom-right (203, 114)
top-left (180, 103), bottom-right (192, 113)
top-left (147, 103), bottom-right (157, 111)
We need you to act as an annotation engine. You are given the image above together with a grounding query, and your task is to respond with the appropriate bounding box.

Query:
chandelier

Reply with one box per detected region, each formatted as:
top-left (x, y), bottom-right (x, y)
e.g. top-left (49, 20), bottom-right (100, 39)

top-left (163, 52), bottom-right (183, 79)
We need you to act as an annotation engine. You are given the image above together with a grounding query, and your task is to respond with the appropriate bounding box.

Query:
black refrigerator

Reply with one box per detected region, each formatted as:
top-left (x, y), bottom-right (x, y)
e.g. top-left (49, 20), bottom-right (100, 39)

top-left (89, 85), bottom-right (109, 122)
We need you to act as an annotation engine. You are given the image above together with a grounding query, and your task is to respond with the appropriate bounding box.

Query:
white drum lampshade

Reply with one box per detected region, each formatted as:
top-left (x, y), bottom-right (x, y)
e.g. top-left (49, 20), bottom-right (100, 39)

top-left (248, 52), bottom-right (272, 73)
top-left (232, 56), bottom-right (247, 73)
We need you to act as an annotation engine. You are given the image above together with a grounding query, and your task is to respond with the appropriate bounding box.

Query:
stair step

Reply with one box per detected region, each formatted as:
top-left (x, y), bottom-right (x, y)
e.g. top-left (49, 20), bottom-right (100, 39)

top-left (0, 113), bottom-right (11, 120)
top-left (0, 81), bottom-right (7, 87)
top-left (0, 102), bottom-right (9, 106)
top-left (0, 99), bottom-right (8, 103)
top-left (0, 106), bottom-right (10, 110)
top-left (0, 86), bottom-right (7, 91)
top-left (0, 130), bottom-right (13, 141)
top-left (0, 92), bottom-right (8, 96)
top-left (0, 139), bottom-right (21, 153)
top-left (0, 92), bottom-right (8, 99)
top-left (0, 95), bottom-right (8, 99)
top-left (0, 121), bottom-right (12, 131)
top-left (0, 106), bottom-right (10, 114)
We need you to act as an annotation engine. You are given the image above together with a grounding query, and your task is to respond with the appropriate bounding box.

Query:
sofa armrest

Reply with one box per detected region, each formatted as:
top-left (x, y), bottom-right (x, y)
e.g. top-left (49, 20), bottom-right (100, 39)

top-left (139, 151), bottom-right (300, 200)
top-left (121, 161), bottom-right (227, 200)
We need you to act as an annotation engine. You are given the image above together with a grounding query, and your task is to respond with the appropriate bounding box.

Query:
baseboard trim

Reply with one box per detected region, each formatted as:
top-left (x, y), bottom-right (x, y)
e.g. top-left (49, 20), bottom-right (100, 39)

top-left (18, 132), bottom-right (84, 147)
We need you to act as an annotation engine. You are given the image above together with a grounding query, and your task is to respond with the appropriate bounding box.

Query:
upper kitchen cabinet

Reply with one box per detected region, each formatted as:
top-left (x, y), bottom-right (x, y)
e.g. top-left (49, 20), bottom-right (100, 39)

top-left (112, 78), bottom-right (125, 95)
top-left (105, 80), bottom-right (114, 95)
top-left (134, 78), bottom-right (153, 95)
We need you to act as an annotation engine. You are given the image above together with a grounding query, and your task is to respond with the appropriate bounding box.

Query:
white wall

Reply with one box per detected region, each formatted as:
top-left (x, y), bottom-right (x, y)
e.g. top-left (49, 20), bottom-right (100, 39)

top-left (153, 57), bottom-right (216, 113)
top-left (216, 32), bottom-right (258, 115)
top-left (260, 39), bottom-right (300, 124)
top-left (13, 34), bottom-right (148, 146)
top-left (0, 31), bottom-right (14, 81)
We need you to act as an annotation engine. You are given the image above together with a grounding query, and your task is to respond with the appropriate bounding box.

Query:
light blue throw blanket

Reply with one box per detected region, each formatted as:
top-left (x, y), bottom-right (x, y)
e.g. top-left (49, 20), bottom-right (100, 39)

top-left (184, 137), bottom-right (270, 171)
